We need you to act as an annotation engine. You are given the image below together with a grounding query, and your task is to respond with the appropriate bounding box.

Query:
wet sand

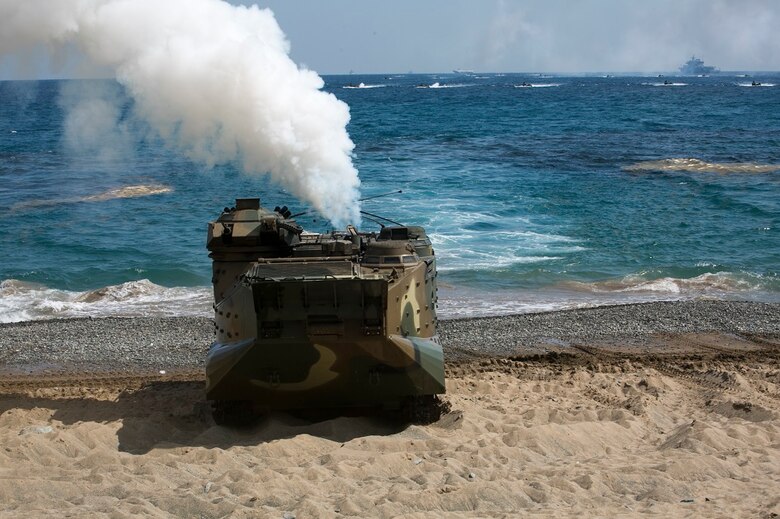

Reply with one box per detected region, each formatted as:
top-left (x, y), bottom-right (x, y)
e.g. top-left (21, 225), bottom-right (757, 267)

top-left (1, 301), bottom-right (779, 517)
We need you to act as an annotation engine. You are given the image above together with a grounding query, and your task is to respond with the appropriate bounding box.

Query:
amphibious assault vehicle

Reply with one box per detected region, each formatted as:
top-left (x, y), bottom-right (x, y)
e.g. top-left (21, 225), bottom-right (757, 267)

top-left (206, 198), bottom-right (445, 422)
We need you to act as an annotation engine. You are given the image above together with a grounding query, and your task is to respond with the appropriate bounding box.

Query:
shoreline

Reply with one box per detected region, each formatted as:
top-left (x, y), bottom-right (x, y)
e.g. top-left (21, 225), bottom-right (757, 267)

top-left (4, 273), bottom-right (779, 323)
top-left (0, 299), bottom-right (778, 377)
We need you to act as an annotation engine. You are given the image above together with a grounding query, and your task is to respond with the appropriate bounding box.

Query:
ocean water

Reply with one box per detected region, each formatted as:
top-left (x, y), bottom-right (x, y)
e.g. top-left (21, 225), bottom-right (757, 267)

top-left (1, 73), bottom-right (779, 322)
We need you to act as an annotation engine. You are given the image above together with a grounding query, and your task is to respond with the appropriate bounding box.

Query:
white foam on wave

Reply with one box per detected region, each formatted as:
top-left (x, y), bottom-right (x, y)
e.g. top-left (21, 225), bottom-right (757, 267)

top-left (437, 287), bottom-right (575, 318)
top-left (3, 272), bottom-right (775, 323)
top-left (560, 271), bottom-right (766, 296)
top-left (438, 254), bottom-right (563, 272)
top-left (430, 224), bottom-right (584, 272)
top-left (437, 285), bottom-right (682, 319)
top-left (642, 82), bottom-right (687, 87)
top-left (0, 279), bottom-right (211, 323)
top-left (624, 158), bottom-right (780, 174)
top-left (11, 183), bottom-right (173, 211)
top-left (420, 206), bottom-right (585, 272)
top-left (437, 271), bottom-right (778, 319)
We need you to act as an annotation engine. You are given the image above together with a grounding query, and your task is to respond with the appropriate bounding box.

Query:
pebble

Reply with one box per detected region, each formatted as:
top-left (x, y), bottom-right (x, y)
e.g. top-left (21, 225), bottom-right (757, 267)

top-left (0, 302), bottom-right (777, 371)
top-left (439, 301), bottom-right (780, 359)
top-left (0, 317), bottom-right (212, 372)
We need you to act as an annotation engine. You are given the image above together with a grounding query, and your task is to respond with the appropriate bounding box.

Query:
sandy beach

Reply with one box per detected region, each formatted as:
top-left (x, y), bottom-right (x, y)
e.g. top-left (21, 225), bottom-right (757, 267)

top-left (1, 301), bottom-right (779, 518)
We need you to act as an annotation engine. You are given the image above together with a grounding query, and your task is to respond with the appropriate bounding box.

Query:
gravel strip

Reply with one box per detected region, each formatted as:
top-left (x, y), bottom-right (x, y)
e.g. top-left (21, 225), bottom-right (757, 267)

top-left (0, 301), bottom-right (778, 373)
top-left (439, 300), bottom-right (780, 357)
top-left (0, 317), bottom-right (213, 373)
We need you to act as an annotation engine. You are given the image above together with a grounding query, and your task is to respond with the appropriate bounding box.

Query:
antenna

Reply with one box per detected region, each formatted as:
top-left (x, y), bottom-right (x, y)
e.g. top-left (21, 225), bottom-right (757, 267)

top-left (289, 190), bottom-right (404, 219)
top-left (360, 210), bottom-right (403, 227)
top-left (359, 190), bottom-right (402, 202)
top-left (360, 214), bottom-right (386, 228)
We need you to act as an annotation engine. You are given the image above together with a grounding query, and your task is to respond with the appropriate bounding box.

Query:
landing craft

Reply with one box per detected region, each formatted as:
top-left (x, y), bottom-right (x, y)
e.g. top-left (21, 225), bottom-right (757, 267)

top-left (205, 197), bottom-right (446, 423)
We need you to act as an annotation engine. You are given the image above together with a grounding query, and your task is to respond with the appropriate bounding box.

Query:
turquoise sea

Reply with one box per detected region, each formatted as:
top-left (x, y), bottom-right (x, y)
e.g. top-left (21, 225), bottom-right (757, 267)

top-left (1, 73), bottom-right (778, 321)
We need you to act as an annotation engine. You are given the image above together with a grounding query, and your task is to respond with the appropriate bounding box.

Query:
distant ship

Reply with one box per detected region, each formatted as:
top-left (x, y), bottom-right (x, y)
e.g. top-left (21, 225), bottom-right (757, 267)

top-left (679, 56), bottom-right (718, 75)
top-left (452, 69), bottom-right (474, 74)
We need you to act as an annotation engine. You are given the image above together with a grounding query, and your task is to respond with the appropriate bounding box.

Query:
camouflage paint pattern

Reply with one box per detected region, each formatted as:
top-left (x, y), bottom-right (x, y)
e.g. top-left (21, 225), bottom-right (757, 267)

top-left (205, 198), bottom-right (445, 410)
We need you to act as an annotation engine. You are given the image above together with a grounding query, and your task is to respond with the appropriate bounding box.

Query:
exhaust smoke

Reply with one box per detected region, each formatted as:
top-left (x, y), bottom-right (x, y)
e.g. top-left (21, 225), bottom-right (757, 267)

top-left (0, 0), bottom-right (361, 225)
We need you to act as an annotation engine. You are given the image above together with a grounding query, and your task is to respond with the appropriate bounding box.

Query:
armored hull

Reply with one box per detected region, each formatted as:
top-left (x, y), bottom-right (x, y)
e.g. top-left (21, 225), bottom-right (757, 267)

top-left (205, 198), bottom-right (445, 413)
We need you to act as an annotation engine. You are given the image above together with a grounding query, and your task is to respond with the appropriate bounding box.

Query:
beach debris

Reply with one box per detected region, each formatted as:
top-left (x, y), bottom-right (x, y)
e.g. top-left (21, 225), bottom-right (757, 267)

top-left (159, 370), bottom-right (166, 375)
top-left (19, 425), bottom-right (53, 435)
top-left (680, 498), bottom-right (694, 503)
top-left (282, 513), bottom-right (296, 519)
top-left (413, 457), bottom-right (423, 465)
top-left (467, 472), bottom-right (476, 481)
top-left (203, 481), bottom-right (213, 494)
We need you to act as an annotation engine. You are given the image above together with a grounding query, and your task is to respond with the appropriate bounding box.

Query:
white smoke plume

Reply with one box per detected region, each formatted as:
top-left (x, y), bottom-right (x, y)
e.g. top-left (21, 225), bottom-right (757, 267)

top-left (58, 80), bottom-right (134, 162)
top-left (0, 0), bottom-right (361, 225)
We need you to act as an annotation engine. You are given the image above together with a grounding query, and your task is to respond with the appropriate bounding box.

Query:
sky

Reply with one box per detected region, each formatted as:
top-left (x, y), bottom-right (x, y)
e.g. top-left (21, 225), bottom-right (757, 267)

top-left (1, 0), bottom-right (779, 78)
top-left (252, 0), bottom-right (780, 74)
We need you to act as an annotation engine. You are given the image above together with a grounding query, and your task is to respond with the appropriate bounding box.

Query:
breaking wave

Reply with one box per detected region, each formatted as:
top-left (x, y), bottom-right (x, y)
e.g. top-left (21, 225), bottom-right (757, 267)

top-left (624, 158), bottom-right (780, 174)
top-left (2, 270), bottom-right (776, 323)
top-left (437, 271), bottom-right (778, 319)
top-left (11, 183), bottom-right (173, 211)
top-left (0, 279), bottom-right (211, 323)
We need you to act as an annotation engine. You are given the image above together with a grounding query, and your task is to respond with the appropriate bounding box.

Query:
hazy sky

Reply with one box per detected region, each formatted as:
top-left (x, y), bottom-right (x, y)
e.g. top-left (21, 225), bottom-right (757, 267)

top-left (248, 0), bottom-right (780, 74)
top-left (1, 0), bottom-right (778, 79)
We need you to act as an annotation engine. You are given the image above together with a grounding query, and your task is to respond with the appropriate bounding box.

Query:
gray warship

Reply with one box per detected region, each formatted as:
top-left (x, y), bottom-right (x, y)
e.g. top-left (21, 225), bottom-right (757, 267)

top-left (679, 56), bottom-right (718, 75)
